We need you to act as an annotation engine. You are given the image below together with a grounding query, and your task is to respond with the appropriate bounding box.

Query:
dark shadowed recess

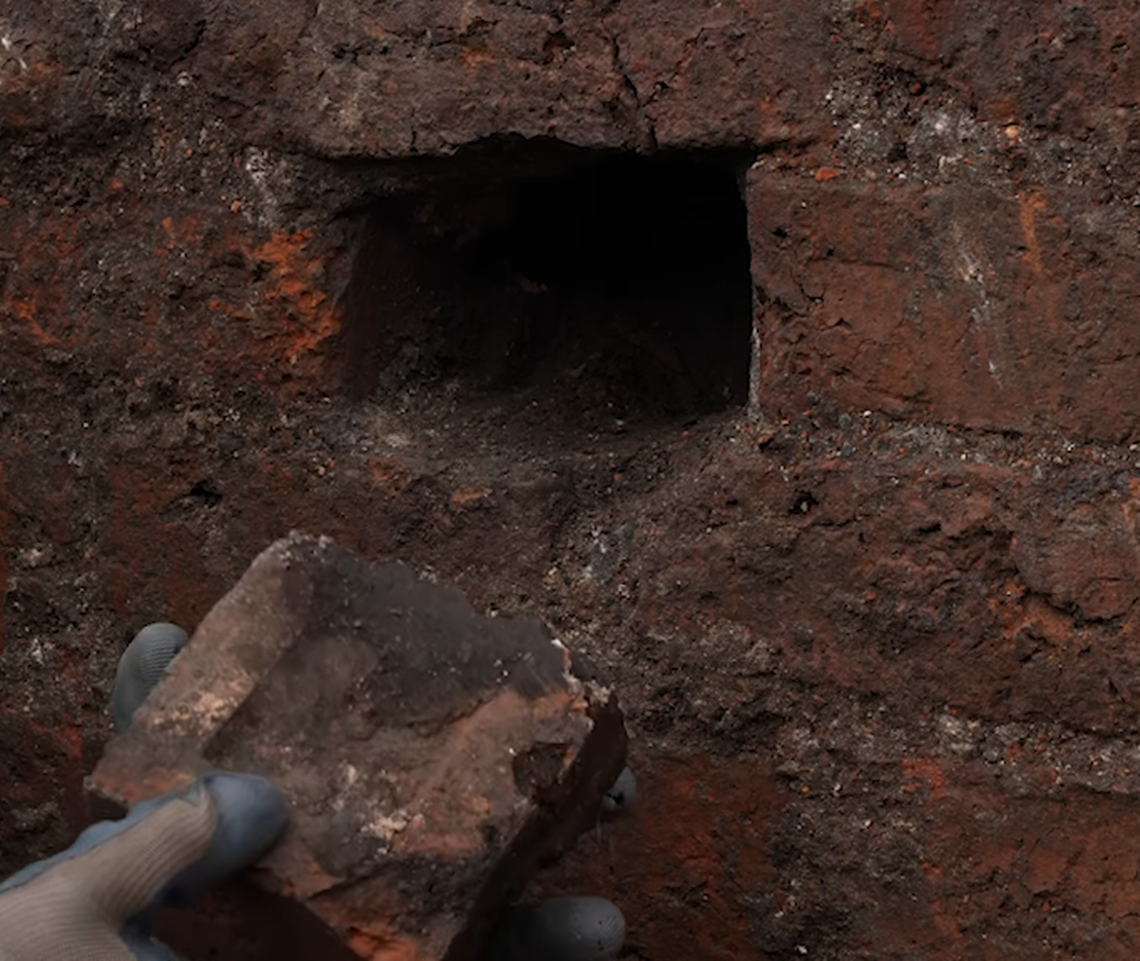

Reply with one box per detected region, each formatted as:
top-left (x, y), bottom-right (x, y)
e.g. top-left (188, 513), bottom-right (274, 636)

top-left (154, 883), bottom-right (360, 961)
top-left (340, 139), bottom-right (755, 430)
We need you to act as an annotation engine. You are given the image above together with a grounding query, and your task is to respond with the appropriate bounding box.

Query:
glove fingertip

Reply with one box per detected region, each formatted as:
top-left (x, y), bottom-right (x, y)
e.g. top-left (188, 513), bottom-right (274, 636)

top-left (601, 765), bottom-right (637, 815)
top-left (112, 622), bottom-right (188, 732)
top-left (494, 896), bottom-right (626, 961)
top-left (161, 773), bottom-right (289, 904)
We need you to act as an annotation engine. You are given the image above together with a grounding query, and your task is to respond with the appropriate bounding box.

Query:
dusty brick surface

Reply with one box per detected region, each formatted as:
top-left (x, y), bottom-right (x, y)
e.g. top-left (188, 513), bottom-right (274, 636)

top-left (91, 533), bottom-right (627, 961)
top-left (750, 173), bottom-right (1140, 442)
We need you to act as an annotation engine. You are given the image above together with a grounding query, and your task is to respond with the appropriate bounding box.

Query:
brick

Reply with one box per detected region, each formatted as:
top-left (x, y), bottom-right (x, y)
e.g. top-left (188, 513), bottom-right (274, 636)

top-left (749, 172), bottom-right (1140, 442)
top-left (90, 533), bottom-right (627, 961)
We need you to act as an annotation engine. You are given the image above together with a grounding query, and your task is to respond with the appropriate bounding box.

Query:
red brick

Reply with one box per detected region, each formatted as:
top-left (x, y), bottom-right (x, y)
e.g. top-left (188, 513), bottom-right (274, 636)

top-left (90, 533), bottom-right (626, 961)
top-left (749, 173), bottom-right (1140, 441)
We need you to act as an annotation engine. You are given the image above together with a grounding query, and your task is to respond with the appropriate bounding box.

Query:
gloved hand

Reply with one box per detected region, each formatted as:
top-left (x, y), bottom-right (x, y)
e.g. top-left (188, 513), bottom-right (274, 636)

top-left (487, 766), bottom-right (633, 960)
top-left (0, 772), bottom-right (287, 960)
top-left (1, 622), bottom-right (630, 961)
top-left (110, 622), bottom-right (188, 733)
top-left (491, 896), bottom-right (626, 961)
top-left (0, 624), bottom-right (288, 961)
top-left (109, 624), bottom-right (633, 961)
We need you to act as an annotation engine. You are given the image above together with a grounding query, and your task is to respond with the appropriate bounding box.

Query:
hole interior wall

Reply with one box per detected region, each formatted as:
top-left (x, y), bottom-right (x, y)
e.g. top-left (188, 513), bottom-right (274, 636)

top-left (340, 144), bottom-right (756, 430)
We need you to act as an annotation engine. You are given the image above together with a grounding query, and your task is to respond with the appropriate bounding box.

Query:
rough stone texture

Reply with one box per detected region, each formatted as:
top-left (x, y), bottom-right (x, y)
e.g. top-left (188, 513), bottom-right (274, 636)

top-left (5, 0), bottom-right (1140, 959)
top-left (90, 532), bottom-right (627, 961)
top-left (751, 176), bottom-right (1140, 442)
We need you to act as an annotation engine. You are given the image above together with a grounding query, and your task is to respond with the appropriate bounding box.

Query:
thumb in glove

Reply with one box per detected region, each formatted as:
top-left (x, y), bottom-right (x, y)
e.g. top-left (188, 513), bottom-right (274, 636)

top-left (0, 621), bottom-right (287, 960)
top-left (0, 772), bottom-right (287, 961)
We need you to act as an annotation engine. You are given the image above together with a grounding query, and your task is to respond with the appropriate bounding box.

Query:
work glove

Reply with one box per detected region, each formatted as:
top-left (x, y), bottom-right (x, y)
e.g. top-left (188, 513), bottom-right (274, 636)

top-left (0, 772), bottom-right (287, 960)
top-left (0, 624), bottom-right (287, 960)
top-left (110, 622), bottom-right (187, 733)
top-left (1, 622), bottom-right (627, 960)
top-left (108, 624), bottom-right (632, 960)
top-left (491, 896), bottom-right (626, 961)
